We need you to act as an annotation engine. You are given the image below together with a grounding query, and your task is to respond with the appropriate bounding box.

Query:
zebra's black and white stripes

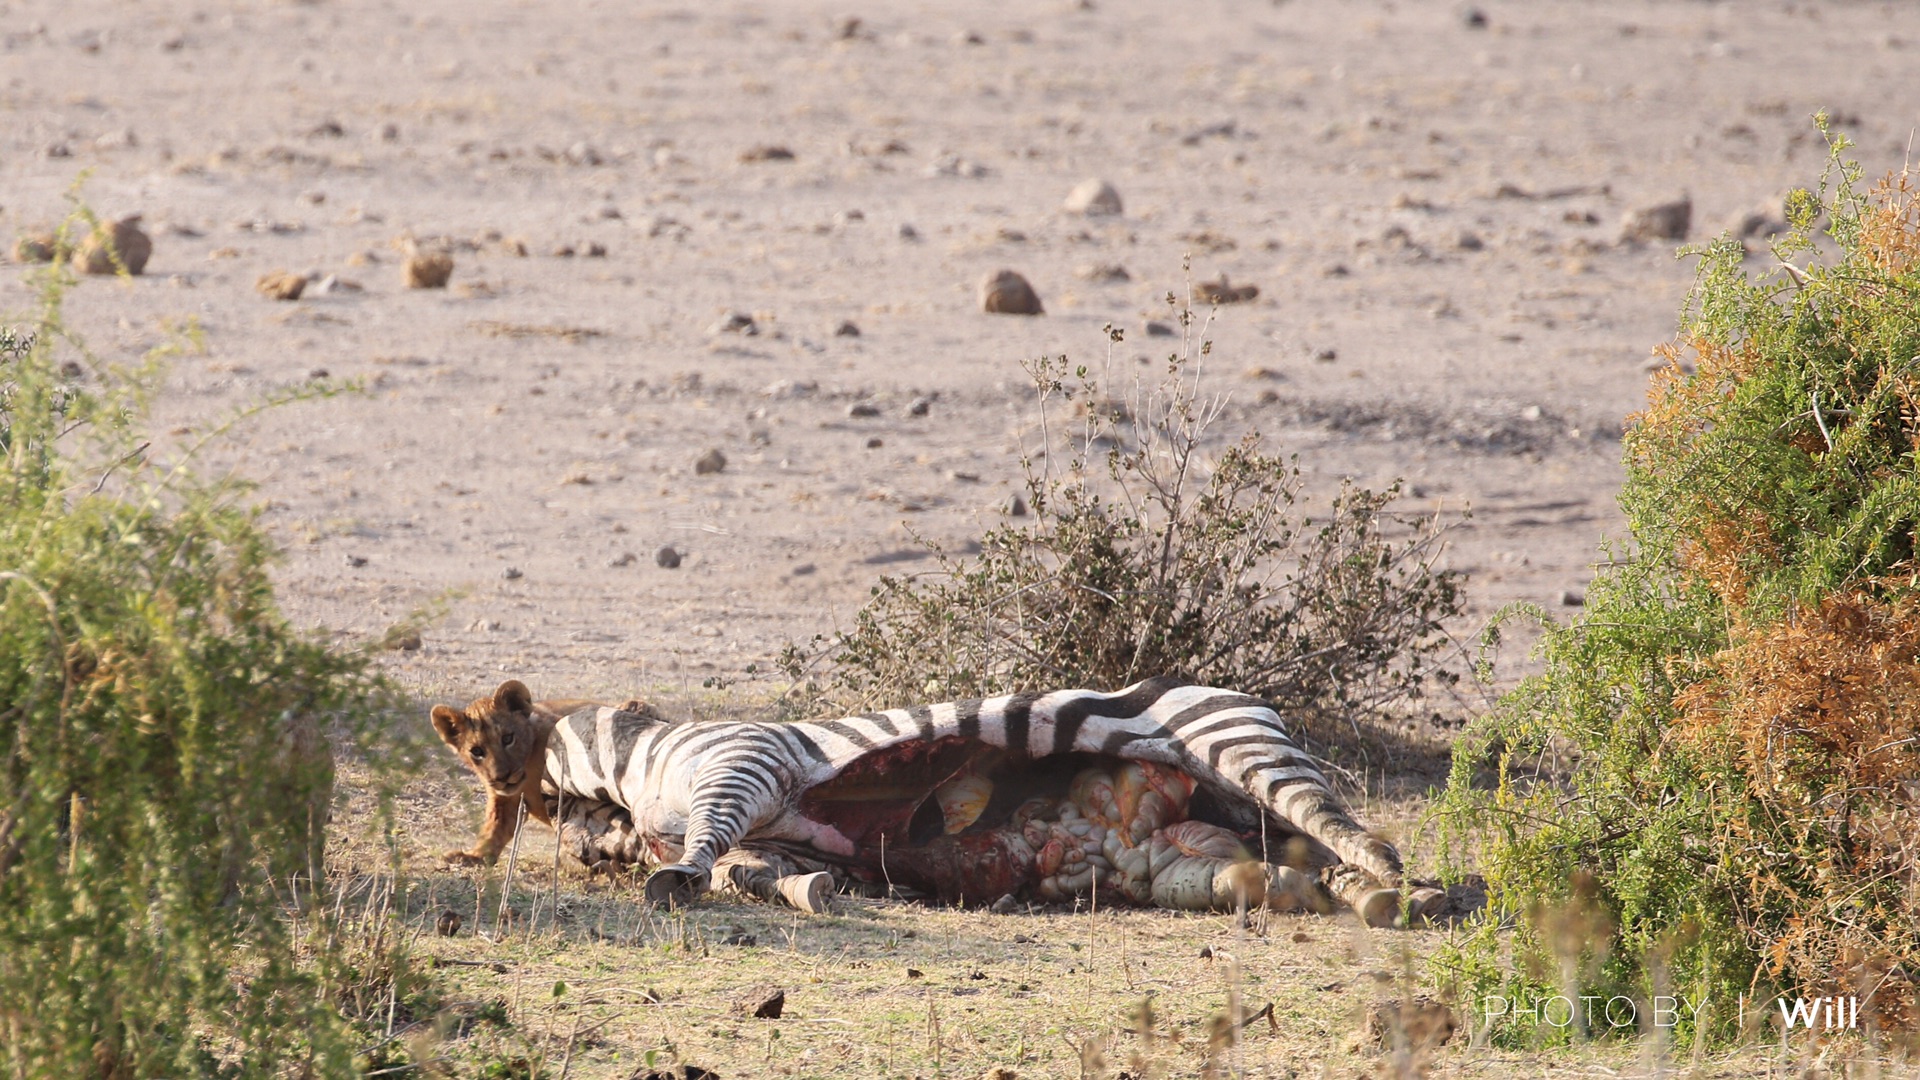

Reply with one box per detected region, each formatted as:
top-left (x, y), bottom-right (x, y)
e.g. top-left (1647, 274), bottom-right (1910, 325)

top-left (536, 676), bottom-right (1404, 909)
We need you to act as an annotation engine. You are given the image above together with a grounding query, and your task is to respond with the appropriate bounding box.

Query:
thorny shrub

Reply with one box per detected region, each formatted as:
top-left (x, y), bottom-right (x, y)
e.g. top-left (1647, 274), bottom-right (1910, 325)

top-left (781, 296), bottom-right (1463, 727)
top-left (0, 198), bottom-right (424, 1077)
top-left (1437, 128), bottom-right (1920, 1045)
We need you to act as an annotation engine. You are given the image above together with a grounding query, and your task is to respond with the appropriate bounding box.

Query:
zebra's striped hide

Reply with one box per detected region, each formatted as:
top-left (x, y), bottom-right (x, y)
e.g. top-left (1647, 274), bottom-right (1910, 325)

top-left (533, 676), bottom-right (1404, 911)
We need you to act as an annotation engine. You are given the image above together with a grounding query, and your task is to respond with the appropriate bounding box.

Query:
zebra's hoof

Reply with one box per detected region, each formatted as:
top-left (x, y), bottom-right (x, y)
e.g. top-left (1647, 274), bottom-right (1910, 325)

top-left (645, 866), bottom-right (710, 909)
top-left (1357, 887), bottom-right (1402, 929)
top-left (1405, 886), bottom-right (1449, 925)
top-left (777, 872), bottom-right (835, 914)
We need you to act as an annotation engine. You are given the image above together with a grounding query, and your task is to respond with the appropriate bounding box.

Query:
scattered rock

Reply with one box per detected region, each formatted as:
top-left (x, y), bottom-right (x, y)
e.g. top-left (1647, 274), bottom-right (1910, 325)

top-left (865, 437), bottom-right (884, 449)
top-left (833, 320), bottom-right (861, 337)
top-left (1006, 494), bottom-right (1028, 517)
top-left (694, 448), bottom-right (727, 475)
top-left (847, 402), bottom-right (881, 418)
top-left (720, 932), bottom-right (758, 947)
top-left (1462, 7), bottom-right (1489, 29)
top-left (12, 233), bottom-right (57, 263)
top-left (1456, 231), bottom-right (1485, 251)
top-left (1620, 196), bottom-right (1691, 244)
top-left (655, 546), bottom-right (682, 569)
top-left (978, 269), bottom-right (1043, 315)
top-left (1731, 208), bottom-right (1790, 243)
top-left (584, 241), bottom-right (607, 257)
top-left (501, 566), bottom-right (523, 581)
top-left (982, 1068), bottom-right (1018, 1080)
top-left (709, 312), bottom-right (757, 336)
top-left (638, 1066), bottom-right (718, 1080)
top-left (897, 223), bottom-right (920, 241)
top-left (404, 253), bottom-right (454, 288)
top-left (344, 554), bottom-right (367, 568)
top-left (306, 119), bottom-right (346, 139)
top-left (608, 552), bottom-right (637, 568)
top-left (739, 144), bottom-right (796, 163)
top-left (1314, 348), bottom-right (1339, 362)
top-left (1362, 997), bottom-right (1457, 1051)
top-left (833, 15), bottom-right (864, 40)
top-left (1196, 276), bottom-right (1259, 304)
top-left (732, 985), bottom-right (785, 1019)
top-left (1076, 262), bottom-right (1130, 283)
top-left (905, 968), bottom-right (924, 980)
top-left (500, 237), bottom-right (529, 256)
top-left (789, 563), bottom-right (816, 576)
top-left (551, 244), bottom-right (576, 258)
top-left (72, 216), bottom-right (152, 275)
top-left (436, 910), bottom-right (462, 937)
top-left (1561, 588), bottom-right (1586, 607)
top-left (907, 396), bottom-right (931, 417)
top-left (384, 629), bottom-right (422, 651)
top-left (255, 270), bottom-right (307, 301)
top-left (1144, 321), bottom-right (1175, 337)
top-left (1062, 178), bottom-right (1123, 217)
top-left (990, 894), bottom-right (1019, 914)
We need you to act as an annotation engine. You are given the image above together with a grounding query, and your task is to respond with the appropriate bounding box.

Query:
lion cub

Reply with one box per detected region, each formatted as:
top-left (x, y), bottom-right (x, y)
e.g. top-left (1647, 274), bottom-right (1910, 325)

top-left (430, 680), bottom-right (643, 866)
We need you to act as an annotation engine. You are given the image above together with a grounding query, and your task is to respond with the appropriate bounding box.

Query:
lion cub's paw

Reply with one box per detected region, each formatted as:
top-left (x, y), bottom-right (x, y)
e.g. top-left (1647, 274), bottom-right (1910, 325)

top-left (443, 849), bottom-right (490, 868)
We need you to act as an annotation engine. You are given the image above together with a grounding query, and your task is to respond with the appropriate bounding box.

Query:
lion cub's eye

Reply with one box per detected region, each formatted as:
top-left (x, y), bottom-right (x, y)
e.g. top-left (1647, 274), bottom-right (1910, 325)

top-left (501, 732), bottom-right (515, 747)
top-left (471, 747), bottom-right (486, 760)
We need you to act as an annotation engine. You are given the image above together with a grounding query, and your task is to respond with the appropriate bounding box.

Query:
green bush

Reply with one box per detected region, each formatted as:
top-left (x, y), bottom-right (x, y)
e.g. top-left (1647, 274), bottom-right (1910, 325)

top-left (0, 210), bottom-right (409, 1075)
top-left (782, 304), bottom-right (1463, 722)
top-left (1436, 130), bottom-right (1920, 1043)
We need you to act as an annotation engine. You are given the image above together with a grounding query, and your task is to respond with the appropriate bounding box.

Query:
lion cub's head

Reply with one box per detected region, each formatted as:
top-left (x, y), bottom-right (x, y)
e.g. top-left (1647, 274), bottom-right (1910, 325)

top-left (431, 680), bottom-right (546, 793)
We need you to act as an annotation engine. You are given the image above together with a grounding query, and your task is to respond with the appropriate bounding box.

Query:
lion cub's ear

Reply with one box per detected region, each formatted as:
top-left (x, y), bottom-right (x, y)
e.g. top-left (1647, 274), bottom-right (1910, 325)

top-left (430, 704), bottom-right (464, 745)
top-left (491, 680), bottom-right (534, 716)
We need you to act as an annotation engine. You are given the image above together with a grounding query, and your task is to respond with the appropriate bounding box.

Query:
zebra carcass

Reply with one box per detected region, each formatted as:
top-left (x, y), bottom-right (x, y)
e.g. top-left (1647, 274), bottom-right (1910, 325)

top-left (451, 677), bottom-right (1440, 926)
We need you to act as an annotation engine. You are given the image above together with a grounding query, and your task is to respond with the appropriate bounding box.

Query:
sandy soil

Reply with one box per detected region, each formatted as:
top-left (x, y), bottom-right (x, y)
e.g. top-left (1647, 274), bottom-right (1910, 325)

top-left (7, 0), bottom-right (1914, 708)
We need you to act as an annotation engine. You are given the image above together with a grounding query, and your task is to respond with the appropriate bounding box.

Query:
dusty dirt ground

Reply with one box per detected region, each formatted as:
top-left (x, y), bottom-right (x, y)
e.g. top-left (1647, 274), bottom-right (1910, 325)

top-left (6, 0), bottom-right (1917, 1074)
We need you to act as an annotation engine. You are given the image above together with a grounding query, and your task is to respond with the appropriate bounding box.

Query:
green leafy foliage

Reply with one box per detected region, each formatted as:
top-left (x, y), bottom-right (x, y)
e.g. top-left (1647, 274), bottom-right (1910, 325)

top-left (1436, 128), bottom-right (1920, 1044)
top-left (0, 202), bottom-right (414, 1075)
top-left (782, 302), bottom-right (1462, 722)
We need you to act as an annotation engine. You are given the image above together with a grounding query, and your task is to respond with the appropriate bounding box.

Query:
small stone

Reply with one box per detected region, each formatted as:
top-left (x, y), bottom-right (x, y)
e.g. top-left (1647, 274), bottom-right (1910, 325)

top-left (789, 563), bottom-right (816, 576)
top-left (1006, 494), bottom-right (1028, 517)
top-left (436, 910), bottom-right (462, 937)
top-left (739, 144), bottom-right (796, 163)
top-left (1462, 7), bottom-right (1489, 29)
top-left (694, 448), bottom-right (727, 475)
top-left (847, 402), bottom-right (881, 418)
top-left (833, 320), bottom-right (861, 337)
top-left (1620, 196), bottom-right (1692, 244)
top-left (584, 241), bottom-right (607, 257)
top-left (907, 396), bottom-right (931, 417)
top-left (255, 270), bottom-right (307, 301)
top-left (12, 233), bottom-right (57, 264)
top-left (1456, 231), bottom-right (1485, 251)
top-left (1314, 348), bottom-right (1339, 362)
top-left (1144, 321), bottom-right (1175, 337)
top-left (865, 437), bottom-right (884, 449)
top-left (501, 238), bottom-right (529, 257)
top-left (905, 968), bottom-right (925, 980)
top-left (983, 1068), bottom-right (1018, 1080)
top-left (551, 243), bottom-right (576, 257)
top-left (385, 630), bottom-right (422, 652)
top-left (608, 552), bottom-right (637, 568)
top-left (655, 547), bottom-right (682, 569)
top-left (344, 554), bottom-right (367, 568)
top-left (1561, 588), bottom-right (1586, 607)
top-left (72, 216), bottom-right (152, 275)
top-left (404, 253), bottom-right (454, 289)
top-left (1196, 275), bottom-right (1259, 304)
top-left (709, 312), bottom-right (757, 336)
top-left (1062, 178), bottom-right (1123, 217)
top-left (376, 122), bottom-right (400, 142)
top-left (309, 368), bottom-right (330, 379)
top-left (991, 894), bottom-right (1019, 914)
top-left (501, 566), bottom-right (523, 580)
top-left (978, 269), bottom-right (1043, 315)
top-left (720, 932), bottom-right (758, 947)
top-left (1075, 262), bottom-right (1130, 283)
top-left (897, 223), bottom-right (920, 240)
top-left (44, 142), bottom-right (72, 159)
top-left (733, 985), bottom-right (785, 1019)
top-left (833, 15), bottom-right (864, 39)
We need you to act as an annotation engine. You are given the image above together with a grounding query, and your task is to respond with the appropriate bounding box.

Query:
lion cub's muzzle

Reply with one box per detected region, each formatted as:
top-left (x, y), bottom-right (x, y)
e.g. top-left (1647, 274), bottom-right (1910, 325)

top-left (490, 767), bottom-right (527, 792)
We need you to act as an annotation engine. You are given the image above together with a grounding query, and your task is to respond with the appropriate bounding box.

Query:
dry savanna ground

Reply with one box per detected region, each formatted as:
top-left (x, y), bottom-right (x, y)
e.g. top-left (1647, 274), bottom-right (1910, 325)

top-left (6, 0), bottom-right (1918, 1075)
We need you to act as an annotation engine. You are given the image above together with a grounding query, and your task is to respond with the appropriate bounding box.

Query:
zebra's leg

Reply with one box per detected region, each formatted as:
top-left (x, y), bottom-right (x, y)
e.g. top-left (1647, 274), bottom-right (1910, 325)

top-left (643, 761), bottom-right (782, 908)
top-left (714, 848), bottom-right (836, 914)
